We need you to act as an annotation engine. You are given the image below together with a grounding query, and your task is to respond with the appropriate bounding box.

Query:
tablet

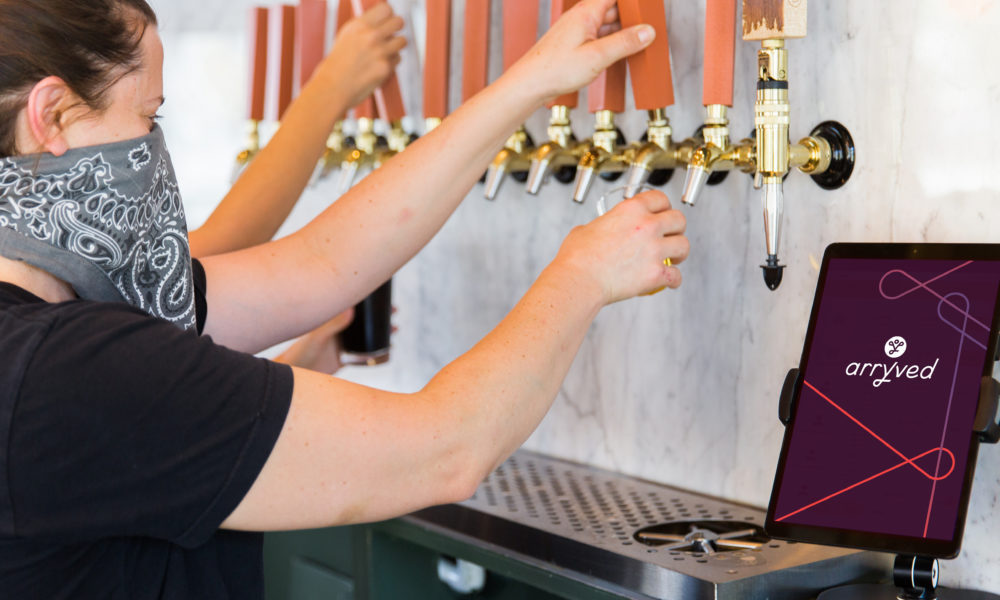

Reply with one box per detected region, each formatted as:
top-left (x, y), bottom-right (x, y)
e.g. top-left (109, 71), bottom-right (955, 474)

top-left (765, 243), bottom-right (1000, 558)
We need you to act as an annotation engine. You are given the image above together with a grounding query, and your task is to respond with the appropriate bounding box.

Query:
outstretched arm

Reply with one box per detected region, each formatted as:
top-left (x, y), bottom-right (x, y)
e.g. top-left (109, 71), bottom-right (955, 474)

top-left (200, 0), bottom-right (657, 354)
top-left (221, 189), bottom-right (688, 531)
top-left (188, 5), bottom-right (406, 258)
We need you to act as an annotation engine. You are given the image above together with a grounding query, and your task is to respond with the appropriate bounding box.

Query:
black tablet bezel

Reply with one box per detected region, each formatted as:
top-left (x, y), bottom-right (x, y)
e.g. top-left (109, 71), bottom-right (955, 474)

top-left (764, 243), bottom-right (1000, 559)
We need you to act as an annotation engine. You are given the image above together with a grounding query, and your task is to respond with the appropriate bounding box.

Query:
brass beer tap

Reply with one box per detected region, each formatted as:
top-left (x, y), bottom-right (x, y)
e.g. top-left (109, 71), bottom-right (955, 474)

top-left (750, 37), bottom-right (854, 290)
top-left (526, 106), bottom-right (586, 194)
top-left (572, 110), bottom-right (631, 204)
top-left (483, 0), bottom-right (540, 200)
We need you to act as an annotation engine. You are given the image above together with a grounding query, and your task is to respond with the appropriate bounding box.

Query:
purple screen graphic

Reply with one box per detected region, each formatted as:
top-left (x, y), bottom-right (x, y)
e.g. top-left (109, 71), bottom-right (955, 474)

top-left (773, 258), bottom-right (1000, 540)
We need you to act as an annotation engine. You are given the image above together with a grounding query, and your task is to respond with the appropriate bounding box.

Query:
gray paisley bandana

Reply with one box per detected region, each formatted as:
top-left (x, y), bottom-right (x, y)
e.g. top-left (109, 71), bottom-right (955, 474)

top-left (0, 125), bottom-right (196, 330)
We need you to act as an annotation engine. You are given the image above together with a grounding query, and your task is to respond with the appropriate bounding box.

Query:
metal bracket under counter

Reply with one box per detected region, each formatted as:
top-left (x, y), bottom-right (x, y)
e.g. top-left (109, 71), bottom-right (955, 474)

top-left (384, 450), bottom-right (888, 600)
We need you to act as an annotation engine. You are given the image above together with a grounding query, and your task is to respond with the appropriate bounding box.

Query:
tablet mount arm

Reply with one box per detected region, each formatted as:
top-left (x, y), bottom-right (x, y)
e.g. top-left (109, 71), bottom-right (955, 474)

top-left (778, 369), bottom-right (1000, 600)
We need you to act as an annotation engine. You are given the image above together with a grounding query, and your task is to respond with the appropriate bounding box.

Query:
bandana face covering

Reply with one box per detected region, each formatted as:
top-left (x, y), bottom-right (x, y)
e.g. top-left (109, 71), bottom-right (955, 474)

top-left (0, 125), bottom-right (195, 330)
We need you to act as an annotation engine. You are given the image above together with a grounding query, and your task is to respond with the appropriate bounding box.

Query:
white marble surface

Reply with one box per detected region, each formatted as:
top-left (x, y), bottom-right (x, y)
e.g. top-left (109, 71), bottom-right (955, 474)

top-left (150, 0), bottom-right (1000, 590)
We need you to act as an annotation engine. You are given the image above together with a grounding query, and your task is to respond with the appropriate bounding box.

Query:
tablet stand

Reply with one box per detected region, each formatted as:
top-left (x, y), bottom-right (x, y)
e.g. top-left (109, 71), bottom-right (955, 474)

top-left (777, 369), bottom-right (1000, 600)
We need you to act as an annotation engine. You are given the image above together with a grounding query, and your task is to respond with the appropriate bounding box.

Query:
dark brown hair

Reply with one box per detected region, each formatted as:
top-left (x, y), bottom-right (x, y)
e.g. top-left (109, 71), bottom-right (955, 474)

top-left (0, 0), bottom-right (158, 157)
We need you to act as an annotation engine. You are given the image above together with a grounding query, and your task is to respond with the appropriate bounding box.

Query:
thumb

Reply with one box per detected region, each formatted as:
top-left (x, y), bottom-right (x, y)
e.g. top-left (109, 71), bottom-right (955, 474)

top-left (586, 24), bottom-right (655, 67)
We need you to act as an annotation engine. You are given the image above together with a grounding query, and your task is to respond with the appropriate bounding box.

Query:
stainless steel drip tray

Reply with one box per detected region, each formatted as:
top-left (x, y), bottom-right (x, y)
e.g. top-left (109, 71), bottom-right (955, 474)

top-left (407, 450), bottom-right (888, 600)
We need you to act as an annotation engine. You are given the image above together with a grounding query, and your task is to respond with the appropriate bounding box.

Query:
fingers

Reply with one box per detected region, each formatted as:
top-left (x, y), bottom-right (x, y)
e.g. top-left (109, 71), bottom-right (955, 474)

top-left (585, 24), bottom-right (655, 67)
top-left (601, 5), bottom-right (619, 25)
top-left (375, 14), bottom-right (405, 38)
top-left (597, 22), bottom-right (622, 38)
top-left (659, 232), bottom-right (690, 265)
top-left (359, 2), bottom-right (393, 25)
top-left (630, 189), bottom-right (672, 213)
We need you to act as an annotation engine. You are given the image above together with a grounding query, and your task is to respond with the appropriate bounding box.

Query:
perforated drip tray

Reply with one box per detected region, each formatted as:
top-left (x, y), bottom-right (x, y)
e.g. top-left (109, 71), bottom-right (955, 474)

top-left (409, 450), bottom-right (888, 600)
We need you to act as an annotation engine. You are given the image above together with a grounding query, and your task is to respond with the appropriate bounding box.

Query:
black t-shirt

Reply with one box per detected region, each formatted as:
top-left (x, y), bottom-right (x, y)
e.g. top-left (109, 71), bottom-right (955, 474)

top-left (0, 261), bottom-right (294, 599)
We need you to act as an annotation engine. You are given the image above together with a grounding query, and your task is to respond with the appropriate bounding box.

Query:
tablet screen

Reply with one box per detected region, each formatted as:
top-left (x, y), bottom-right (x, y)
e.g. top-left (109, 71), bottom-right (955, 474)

top-left (767, 250), bottom-right (1000, 556)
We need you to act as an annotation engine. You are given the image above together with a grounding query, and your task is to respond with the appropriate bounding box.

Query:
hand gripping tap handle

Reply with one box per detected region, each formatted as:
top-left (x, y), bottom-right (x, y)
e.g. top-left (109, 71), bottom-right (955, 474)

top-left (351, 0), bottom-right (406, 123)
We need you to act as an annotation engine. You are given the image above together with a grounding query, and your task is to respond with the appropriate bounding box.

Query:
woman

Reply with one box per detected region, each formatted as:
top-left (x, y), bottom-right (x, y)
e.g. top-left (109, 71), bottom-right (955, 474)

top-left (0, 0), bottom-right (687, 598)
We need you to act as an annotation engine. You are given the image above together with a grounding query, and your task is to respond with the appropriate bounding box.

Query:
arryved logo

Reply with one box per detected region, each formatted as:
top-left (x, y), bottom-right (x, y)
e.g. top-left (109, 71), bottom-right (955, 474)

top-left (846, 336), bottom-right (939, 388)
top-left (884, 336), bottom-right (907, 358)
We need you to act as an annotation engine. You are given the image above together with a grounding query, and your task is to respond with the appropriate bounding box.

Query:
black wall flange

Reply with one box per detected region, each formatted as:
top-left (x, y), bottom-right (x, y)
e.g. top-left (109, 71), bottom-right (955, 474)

top-left (810, 120), bottom-right (855, 190)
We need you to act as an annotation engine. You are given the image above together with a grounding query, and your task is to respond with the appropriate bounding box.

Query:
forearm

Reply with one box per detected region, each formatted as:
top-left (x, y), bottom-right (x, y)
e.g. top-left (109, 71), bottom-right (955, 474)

top-left (424, 262), bottom-right (604, 478)
top-left (223, 262), bottom-right (604, 530)
top-left (202, 74), bottom-right (549, 351)
top-left (299, 71), bottom-right (546, 293)
top-left (190, 76), bottom-right (350, 257)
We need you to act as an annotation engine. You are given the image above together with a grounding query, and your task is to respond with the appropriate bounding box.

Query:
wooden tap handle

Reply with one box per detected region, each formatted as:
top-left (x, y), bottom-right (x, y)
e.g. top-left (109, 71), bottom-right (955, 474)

top-left (616, 0), bottom-right (673, 110)
top-left (268, 5), bottom-right (297, 121)
top-left (353, 96), bottom-right (376, 120)
top-left (742, 0), bottom-right (806, 40)
top-left (703, 0), bottom-right (736, 106)
top-left (587, 59), bottom-right (626, 114)
top-left (423, 0), bottom-right (451, 119)
top-left (296, 0), bottom-right (327, 93)
top-left (247, 6), bottom-right (269, 121)
top-left (502, 0), bottom-right (539, 71)
top-left (461, 0), bottom-right (490, 102)
top-left (546, 0), bottom-right (581, 108)
top-left (352, 0), bottom-right (406, 122)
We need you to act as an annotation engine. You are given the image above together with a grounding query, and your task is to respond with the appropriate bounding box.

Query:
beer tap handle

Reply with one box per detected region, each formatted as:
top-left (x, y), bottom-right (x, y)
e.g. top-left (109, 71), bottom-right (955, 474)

top-left (462, 0), bottom-right (491, 103)
top-left (704, 0), bottom-right (736, 107)
top-left (502, 0), bottom-right (539, 71)
top-left (741, 0), bottom-right (806, 41)
top-left (247, 7), bottom-right (269, 123)
top-left (546, 0), bottom-right (581, 109)
top-left (423, 0), bottom-right (451, 125)
top-left (296, 0), bottom-right (327, 95)
top-left (268, 5), bottom-right (297, 122)
top-left (616, 0), bottom-right (673, 110)
top-left (587, 60), bottom-right (626, 114)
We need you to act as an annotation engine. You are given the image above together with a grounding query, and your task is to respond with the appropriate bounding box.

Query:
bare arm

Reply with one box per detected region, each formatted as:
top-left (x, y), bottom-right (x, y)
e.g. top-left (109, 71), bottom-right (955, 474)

top-left (222, 191), bottom-right (688, 530)
top-left (199, 0), bottom-right (657, 354)
top-left (188, 6), bottom-right (406, 258)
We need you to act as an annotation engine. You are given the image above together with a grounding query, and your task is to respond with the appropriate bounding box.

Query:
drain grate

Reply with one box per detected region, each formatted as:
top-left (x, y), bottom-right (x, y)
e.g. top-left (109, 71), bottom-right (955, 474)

top-left (413, 450), bottom-right (884, 596)
top-left (466, 454), bottom-right (771, 557)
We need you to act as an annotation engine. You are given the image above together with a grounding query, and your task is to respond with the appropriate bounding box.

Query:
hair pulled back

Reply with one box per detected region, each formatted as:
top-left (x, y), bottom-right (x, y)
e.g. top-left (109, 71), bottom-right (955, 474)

top-left (0, 0), bottom-right (157, 157)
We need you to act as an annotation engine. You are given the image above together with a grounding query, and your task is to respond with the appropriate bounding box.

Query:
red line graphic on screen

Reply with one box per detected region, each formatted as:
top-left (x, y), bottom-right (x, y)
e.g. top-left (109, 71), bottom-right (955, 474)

top-left (879, 262), bottom-right (980, 536)
top-left (775, 380), bottom-right (956, 523)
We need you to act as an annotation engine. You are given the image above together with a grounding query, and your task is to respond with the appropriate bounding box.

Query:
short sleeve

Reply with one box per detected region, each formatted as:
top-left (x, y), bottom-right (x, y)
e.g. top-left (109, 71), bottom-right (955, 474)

top-left (8, 301), bottom-right (293, 548)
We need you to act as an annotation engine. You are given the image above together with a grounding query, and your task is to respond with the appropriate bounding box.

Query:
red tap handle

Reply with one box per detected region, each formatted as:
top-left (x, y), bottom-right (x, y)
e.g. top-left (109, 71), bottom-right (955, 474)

top-left (268, 5), bottom-right (297, 121)
top-left (247, 7), bottom-right (269, 121)
top-left (351, 0), bottom-right (406, 122)
top-left (502, 0), bottom-right (539, 71)
top-left (703, 0), bottom-right (736, 106)
top-left (616, 0), bottom-right (673, 110)
top-left (295, 0), bottom-right (327, 93)
top-left (547, 0), bottom-right (581, 109)
top-left (587, 59), bottom-right (626, 113)
top-left (461, 0), bottom-right (490, 102)
top-left (423, 0), bottom-right (451, 119)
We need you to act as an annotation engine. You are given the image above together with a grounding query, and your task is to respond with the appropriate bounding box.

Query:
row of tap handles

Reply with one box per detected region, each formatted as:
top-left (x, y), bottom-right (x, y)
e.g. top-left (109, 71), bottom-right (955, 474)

top-left (236, 0), bottom-right (855, 290)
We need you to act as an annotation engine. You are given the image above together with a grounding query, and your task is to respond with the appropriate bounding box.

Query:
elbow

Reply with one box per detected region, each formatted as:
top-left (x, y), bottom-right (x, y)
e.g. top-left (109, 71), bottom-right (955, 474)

top-left (436, 448), bottom-right (492, 505)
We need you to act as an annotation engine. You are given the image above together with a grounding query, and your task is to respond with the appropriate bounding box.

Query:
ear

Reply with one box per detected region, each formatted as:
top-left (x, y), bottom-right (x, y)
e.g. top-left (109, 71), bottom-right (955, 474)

top-left (24, 76), bottom-right (74, 157)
